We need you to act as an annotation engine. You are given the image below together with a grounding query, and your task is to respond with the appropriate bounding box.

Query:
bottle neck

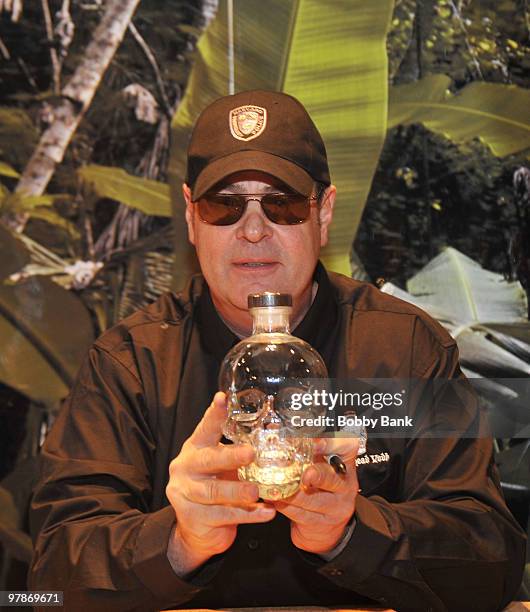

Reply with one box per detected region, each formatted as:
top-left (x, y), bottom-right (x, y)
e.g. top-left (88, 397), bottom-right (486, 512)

top-left (250, 306), bottom-right (292, 334)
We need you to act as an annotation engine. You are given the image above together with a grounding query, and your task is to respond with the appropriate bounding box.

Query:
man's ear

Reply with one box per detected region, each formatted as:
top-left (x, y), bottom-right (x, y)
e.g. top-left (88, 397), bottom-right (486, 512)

top-left (183, 183), bottom-right (196, 245)
top-left (319, 185), bottom-right (336, 248)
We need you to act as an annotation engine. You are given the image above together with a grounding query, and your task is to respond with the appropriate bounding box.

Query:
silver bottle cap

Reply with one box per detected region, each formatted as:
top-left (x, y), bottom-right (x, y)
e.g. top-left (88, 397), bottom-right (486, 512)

top-left (248, 292), bottom-right (292, 308)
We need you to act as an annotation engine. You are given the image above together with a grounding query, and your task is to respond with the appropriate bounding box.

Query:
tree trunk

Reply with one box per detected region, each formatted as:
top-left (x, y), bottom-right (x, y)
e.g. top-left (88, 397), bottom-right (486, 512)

top-left (5, 0), bottom-right (141, 233)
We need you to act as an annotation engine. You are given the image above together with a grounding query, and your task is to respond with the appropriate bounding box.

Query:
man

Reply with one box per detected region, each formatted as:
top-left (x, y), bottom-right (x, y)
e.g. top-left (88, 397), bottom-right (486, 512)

top-left (30, 90), bottom-right (526, 611)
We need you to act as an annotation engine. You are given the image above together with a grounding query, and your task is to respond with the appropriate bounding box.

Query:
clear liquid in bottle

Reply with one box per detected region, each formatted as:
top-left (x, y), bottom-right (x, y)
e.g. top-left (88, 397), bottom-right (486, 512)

top-left (219, 292), bottom-right (328, 500)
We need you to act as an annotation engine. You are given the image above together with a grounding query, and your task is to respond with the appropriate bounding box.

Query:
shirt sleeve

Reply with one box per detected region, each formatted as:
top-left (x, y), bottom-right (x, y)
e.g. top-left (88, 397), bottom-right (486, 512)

top-left (318, 518), bottom-right (357, 562)
top-left (316, 319), bottom-right (527, 612)
top-left (28, 346), bottom-right (204, 612)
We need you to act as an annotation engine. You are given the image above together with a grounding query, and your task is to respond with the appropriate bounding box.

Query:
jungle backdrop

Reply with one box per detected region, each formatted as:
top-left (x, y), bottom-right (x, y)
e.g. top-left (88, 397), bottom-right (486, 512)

top-left (0, 0), bottom-right (529, 598)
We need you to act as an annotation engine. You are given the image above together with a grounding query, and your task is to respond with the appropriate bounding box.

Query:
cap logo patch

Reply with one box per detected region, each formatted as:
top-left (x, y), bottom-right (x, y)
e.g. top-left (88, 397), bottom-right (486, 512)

top-left (229, 105), bottom-right (267, 141)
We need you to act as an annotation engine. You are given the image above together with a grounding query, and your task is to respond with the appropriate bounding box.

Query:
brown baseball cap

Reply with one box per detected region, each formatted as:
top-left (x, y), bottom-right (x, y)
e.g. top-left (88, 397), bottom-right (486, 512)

top-left (186, 90), bottom-right (330, 199)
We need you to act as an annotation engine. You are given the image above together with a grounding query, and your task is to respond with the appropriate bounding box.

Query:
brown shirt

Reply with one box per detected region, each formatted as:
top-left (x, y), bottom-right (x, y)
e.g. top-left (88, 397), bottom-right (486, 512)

top-left (29, 265), bottom-right (526, 611)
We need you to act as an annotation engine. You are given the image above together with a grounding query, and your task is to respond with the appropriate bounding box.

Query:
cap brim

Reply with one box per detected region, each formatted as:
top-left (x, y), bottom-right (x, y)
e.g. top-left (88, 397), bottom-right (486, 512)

top-left (191, 150), bottom-right (314, 199)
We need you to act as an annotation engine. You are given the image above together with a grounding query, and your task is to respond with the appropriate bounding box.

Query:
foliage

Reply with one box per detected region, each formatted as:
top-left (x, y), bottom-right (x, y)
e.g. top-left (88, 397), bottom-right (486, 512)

top-left (0, 272), bottom-right (94, 406)
top-left (356, 0), bottom-right (530, 291)
top-left (422, 0), bottom-right (529, 87)
top-left (386, 0), bottom-right (417, 81)
top-left (382, 248), bottom-right (530, 442)
top-left (0, 222), bottom-right (92, 410)
top-left (355, 122), bottom-right (527, 286)
top-left (0, 0), bottom-right (203, 257)
top-left (0, 1), bottom-right (207, 422)
top-left (0, 107), bottom-right (38, 170)
top-left (388, 74), bottom-right (530, 157)
top-left (0, 224), bottom-right (28, 281)
top-left (1, 1), bottom-right (527, 293)
top-left (0, 161), bottom-right (19, 178)
top-left (382, 246), bottom-right (529, 376)
top-left (387, 0), bottom-right (529, 87)
top-left (78, 164), bottom-right (171, 217)
top-left (0, 0), bottom-right (528, 371)
top-left (406, 246), bottom-right (528, 325)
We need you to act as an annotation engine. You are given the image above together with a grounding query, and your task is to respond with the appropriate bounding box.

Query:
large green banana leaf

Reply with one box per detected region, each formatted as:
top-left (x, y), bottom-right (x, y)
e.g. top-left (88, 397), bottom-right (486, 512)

top-left (169, 0), bottom-right (394, 287)
top-left (78, 165), bottom-right (171, 216)
top-left (0, 274), bottom-right (94, 406)
top-left (388, 75), bottom-right (530, 157)
top-left (0, 224), bottom-right (29, 281)
top-left (407, 247), bottom-right (528, 326)
top-left (381, 248), bottom-right (530, 437)
top-left (382, 247), bottom-right (530, 376)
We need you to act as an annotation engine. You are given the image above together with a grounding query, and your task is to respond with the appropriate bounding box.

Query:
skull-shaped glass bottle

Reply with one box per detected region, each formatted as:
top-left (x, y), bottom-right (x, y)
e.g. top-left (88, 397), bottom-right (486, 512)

top-left (218, 292), bottom-right (328, 500)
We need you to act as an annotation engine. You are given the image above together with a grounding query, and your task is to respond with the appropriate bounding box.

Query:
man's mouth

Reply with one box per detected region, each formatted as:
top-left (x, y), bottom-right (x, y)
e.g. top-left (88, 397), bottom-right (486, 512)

top-left (233, 261), bottom-right (278, 270)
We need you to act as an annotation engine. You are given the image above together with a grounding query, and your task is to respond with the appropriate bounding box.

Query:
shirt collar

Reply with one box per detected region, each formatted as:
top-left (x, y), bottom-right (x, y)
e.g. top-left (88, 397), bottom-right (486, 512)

top-left (197, 261), bottom-right (339, 369)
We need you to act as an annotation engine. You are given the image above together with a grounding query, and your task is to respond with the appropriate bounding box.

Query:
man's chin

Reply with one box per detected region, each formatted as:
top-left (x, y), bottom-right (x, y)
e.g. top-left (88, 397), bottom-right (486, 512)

top-left (229, 267), bottom-right (284, 294)
top-left (234, 281), bottom-right (285, 305)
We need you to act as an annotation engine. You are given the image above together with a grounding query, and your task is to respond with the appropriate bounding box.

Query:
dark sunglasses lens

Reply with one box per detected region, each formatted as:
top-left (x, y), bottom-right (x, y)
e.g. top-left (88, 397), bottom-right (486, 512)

top-left (198, 195), bottom-right (245, 225)
top-left (261, 194), bottom-right (310, 225)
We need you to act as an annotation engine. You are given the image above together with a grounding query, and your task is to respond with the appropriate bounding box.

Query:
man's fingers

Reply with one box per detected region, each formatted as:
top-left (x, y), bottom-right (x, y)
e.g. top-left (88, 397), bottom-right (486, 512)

top-left (203, 503), bottom-right (276, 527)
top-left (274, 500), bottom-right (310, 523)
top-left (184, 478), bottom-right (259, 505)
top-left (190, 443), bottom-right (254, 475)
top-left (314, 437), bottom-right (360, 463)
top-left (302, 462), bottom-right (358, 495)
top-left (188, 392), bottom-right (228, 448)
top-left (276, 487), bottom-right (334, 516)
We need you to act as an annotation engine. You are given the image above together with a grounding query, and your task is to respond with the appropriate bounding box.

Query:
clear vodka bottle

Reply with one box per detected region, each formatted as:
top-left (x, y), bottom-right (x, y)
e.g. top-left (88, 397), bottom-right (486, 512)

top-left (219, 292), bottom-right (328, 500)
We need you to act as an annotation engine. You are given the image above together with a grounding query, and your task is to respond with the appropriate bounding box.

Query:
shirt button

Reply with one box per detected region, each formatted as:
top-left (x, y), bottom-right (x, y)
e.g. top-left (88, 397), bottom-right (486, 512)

top-left (247, 538), bottom-right (260, 550)
top-left (327, 568), bottom-right (343, 576)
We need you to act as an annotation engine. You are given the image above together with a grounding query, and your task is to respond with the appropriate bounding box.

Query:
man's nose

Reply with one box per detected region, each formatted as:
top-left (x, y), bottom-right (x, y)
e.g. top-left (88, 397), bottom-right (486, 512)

top-left (235, 200), bottom-right (273, 242)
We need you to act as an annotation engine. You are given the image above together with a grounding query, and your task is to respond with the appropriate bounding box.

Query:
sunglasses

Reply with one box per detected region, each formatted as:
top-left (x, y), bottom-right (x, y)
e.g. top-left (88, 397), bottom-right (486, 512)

top-left (195, 192), bottom-right (321, 226)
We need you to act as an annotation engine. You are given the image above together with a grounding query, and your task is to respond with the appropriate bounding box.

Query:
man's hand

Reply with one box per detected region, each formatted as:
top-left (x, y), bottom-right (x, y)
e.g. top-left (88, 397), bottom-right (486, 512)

top-left (273, 437), bottom-right (360, 555)
top-left (165, 392), bottom-right (276, 575)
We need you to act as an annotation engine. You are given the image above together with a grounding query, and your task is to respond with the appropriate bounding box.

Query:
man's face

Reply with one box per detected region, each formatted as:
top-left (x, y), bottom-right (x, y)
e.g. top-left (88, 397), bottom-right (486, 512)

top-left (183, 171), bottom-right (335, 333)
